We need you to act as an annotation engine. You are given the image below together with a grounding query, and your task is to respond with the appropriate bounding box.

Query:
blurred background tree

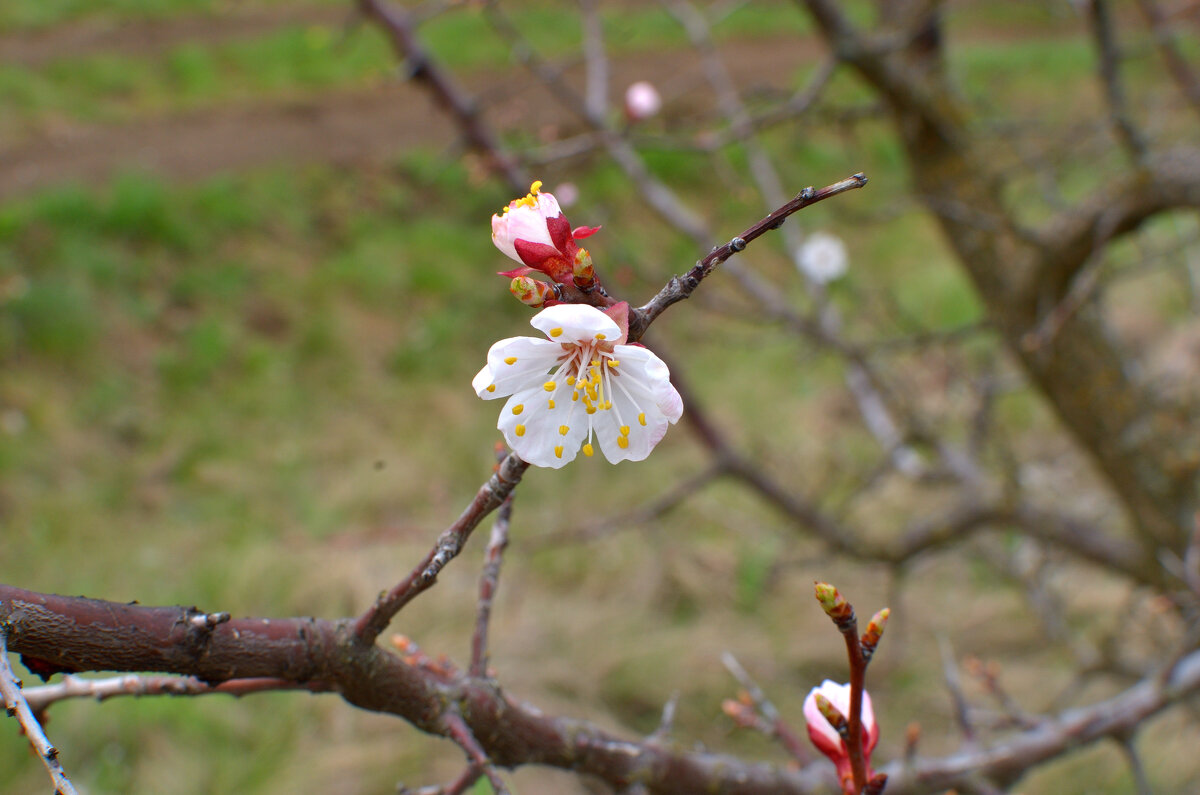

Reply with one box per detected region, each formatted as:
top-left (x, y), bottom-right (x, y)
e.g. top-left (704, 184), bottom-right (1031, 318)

top-left (2, 1), bottom-right (1199, 793)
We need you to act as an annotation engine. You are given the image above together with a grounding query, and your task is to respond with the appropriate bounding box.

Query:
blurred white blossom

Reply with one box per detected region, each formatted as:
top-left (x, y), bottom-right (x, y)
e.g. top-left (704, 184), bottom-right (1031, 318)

top-left (797, 231), bottom-right (848, 284)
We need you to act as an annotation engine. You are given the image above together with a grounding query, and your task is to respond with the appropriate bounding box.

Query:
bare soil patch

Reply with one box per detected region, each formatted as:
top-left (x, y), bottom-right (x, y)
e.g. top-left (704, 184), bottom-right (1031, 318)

top-left (0, 36), bottom-right (818, 201)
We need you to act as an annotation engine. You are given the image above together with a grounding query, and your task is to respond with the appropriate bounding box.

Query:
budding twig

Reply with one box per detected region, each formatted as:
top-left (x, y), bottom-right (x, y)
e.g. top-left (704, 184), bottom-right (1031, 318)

top-left (628, 173), bottom-right (869, 342)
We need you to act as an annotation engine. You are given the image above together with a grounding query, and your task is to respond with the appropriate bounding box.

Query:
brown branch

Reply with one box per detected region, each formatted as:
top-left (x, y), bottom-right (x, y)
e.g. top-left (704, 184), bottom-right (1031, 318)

top-left (8, 583), bottom-right (1200, 794)
top-left (628, 173), bottom-right (869, 342)
top-left (0, 585), bottom-right (834, 794)
top-left (354, 451), bottom-right (529, 645)
top-left (470, 493), bottom-right (512, 678)
top-left (1086, 0), bottom-right (1148, 161)
top-left (882, 646), bottom-right (1200, 793)
top-left (722, 652), bottom-right (812, 764)
top-left (1135, 0), bottom-right (1200, 121)
top-left (357, 0), bottom-right (528, 193)
top-left (0, 627), bottom-right (79, 795)
top-left (17, 673), bottom-right (332, 715)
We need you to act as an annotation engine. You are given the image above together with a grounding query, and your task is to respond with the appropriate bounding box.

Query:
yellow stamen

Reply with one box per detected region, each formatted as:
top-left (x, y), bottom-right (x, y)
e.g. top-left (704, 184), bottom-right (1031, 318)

top-left (559, 425), bottom-right (569, 436)
top-left (582, 443), bottom-right (594, 457)
top-left (603, 401), bottom-right (612, 410)
top-left (617, 436), bottom-right (629, 449)
top-left (486, 384), bottom-right (496, 392)
top-left (586, 406), bottom-right (597, 415)
top-left (504, 356), bottom-right (518, 365)
top-left (548, 399), bottom-right (556, 409)
top-left (571, 392), bottom-right (579, 402)
top-left (550, 327), bottom-right (564, 338)
top-left (620, 426), bottom-right (630, 436)
top-left (543, 381), bottom-right (556, 392)
top-left (512, 404), bottom-right (524, 415)
top-left (514, 424), bottom-right (526, 437)
top-left (554, 445), bottom-right (564, 458)
top-left (567, 375), bottom-right (576, 385)
top-left (638, 413), bottom-right (647, 426)
top-left (607, 360), bottom-right (619, 368)
top-left (530, 180), bottom-right (542, 194)
top-left (595, 333), bottom-right (606, 340)
top-left (591, 360), bottom-right (600, 366)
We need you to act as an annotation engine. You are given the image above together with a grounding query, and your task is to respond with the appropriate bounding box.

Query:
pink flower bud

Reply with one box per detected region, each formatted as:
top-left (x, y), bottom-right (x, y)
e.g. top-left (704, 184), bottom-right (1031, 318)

top-left (624, 81), bottom-right (662, 122)
top-left (803, 680), bottom-right (879, 785)
top-left (492, 180), bottom-right (601, 286)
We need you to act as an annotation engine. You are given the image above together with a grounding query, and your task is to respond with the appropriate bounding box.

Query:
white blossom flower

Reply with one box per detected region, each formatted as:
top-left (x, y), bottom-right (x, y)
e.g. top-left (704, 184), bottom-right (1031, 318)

top-left (473, 304), bottom-right (683, 468)
top-left (624, 81), bottom-right (662, 121)
top-left (797, 231), bottom-right (848, 284)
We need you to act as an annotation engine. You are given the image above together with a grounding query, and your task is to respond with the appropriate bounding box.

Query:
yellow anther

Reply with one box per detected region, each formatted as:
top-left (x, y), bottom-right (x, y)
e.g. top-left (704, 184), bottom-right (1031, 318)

top-left (607, 360), bottom-right (619, 368)
top-left (591, 360), bottom-right (600, 367)
top-left (638, 413), bottom-right (646, 426)
top-left (559, 425), bottom-right (569, 436)
top-left (620, 425), bottom-right (630, 436)
top-left (567, 375), bottom-right (576, 385)
top-left (543, 381), bottom-right (556, 392)
top-left (550, 327), bottom-right (564, 337)
top-left (486, 384), bottom-right (496, 392)
top-left (603, 401), bottom-right (612, 410)
top-left (582, 443), bottom-right (594, 457)
top-left (548, 399), bottom-right (556, 409)
top-left (554, 445), bottom-right (564, 458)
top-left (515, 424), bottom-right (526, 437)
top-left (512, 404), bottom-right (524, 415)
top-left (530, 180), bottom-right (542, 194)
top-left (571, 392), bottom-right (579, 402)
top-left (504, 356), bottom-right (518, 365)
top-left (586, 406), bottom-right (597, 415)
top-left (617, 436), bottom-right (629, 449)
top-left (595, 333), bottom-right (606, 340)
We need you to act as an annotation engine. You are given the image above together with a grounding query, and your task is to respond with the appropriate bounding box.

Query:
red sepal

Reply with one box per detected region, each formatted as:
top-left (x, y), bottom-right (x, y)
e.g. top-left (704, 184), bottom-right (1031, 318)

top-left (572, 225), bottom-right (602, 239)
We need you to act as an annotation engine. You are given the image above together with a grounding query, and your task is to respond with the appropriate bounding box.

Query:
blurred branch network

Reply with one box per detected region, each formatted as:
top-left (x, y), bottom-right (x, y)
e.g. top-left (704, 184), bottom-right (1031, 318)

top-left (4, 0), bottom-right (1200, 793)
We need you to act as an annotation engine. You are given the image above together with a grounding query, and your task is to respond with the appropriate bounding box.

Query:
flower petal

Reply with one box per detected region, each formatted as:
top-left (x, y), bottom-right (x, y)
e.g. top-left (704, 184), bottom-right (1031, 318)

top-left (592, 345), bottom-right (681, 463)
top-left (473, 336), bottom-right (564, 399)
top-left (498, 384), bottom-right (588, 468)
top-left (529, 303), bottom-right (620, 343)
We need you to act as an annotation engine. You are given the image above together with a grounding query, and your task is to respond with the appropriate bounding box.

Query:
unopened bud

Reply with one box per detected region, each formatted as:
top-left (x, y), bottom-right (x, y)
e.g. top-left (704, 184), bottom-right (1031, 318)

top-left (864, 772), bottom-right (889, 795)
top-left (624, 80), bottom-right (662, 122)
top-left (861, 607), bottom-right (890, 661)
top-left (813, 693), bottom-right (848, 738)
top-left (573, 248), bottom-right (595, 289)
top-left (814, 581), bottom-right (855, 626)
top-left (510, 276), bottom-right (554, 307)
top-left (721, 698), bottom-right (760, 729)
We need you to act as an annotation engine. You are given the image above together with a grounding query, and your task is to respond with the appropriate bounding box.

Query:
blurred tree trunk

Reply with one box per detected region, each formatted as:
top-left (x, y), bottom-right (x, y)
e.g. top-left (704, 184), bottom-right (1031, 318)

top-left (802, 0), bottom-right (1200, 553)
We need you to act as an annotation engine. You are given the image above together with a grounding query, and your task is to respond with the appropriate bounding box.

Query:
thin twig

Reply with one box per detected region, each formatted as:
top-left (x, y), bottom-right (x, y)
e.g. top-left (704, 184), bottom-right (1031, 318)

top-left (0, 627), bottom-right (80, 795)
top-left (1086, 0), bottom-right (1148, 161)
top-left (1134, 0), bottom-right (1200, 121)
top-left (721, 652), bottom-right (811, 764)
top-left (443, 710), bottom-right (509, 795)
top-left (629, 173), bottom-right (868, 341)
top-left (18, 674), bottom-right (333, 715)
top-left (354, 452), bottom-right (529, 645)
top-left (470, 491), bottom-right (513, 678)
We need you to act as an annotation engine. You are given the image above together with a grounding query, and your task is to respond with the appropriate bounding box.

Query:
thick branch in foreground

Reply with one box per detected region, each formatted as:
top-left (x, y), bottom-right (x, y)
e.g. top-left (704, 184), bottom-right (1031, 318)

top-left (0, 585), bottom-right (829, 795)
top-left (7, 584), bottom-right (1200, 794)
